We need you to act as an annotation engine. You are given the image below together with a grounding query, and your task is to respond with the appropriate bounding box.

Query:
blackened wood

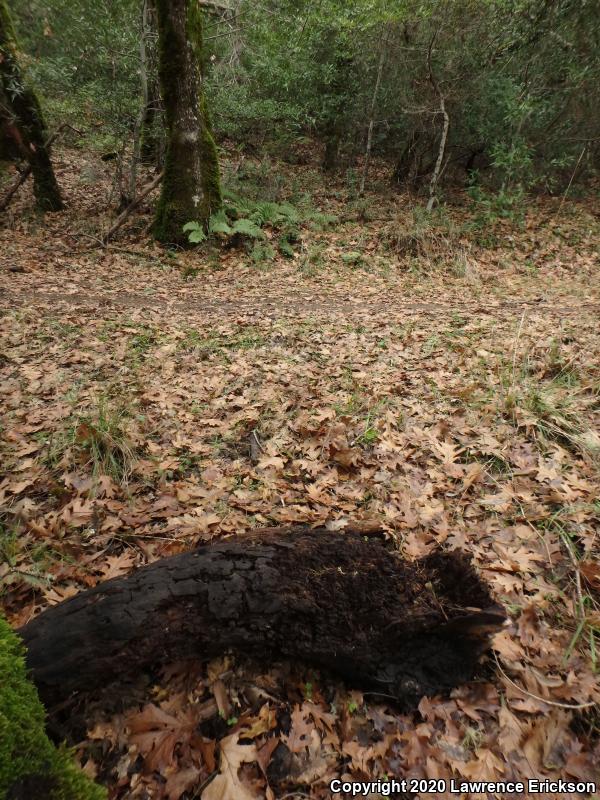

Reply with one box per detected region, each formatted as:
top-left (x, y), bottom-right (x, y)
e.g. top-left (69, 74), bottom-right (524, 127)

top-left (19, 527), bottom-right (505, 709)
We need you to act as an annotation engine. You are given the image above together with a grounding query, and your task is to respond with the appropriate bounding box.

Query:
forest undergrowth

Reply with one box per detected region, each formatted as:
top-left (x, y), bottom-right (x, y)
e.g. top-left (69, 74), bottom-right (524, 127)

top-left (1, 149), bottom-right (600, 799)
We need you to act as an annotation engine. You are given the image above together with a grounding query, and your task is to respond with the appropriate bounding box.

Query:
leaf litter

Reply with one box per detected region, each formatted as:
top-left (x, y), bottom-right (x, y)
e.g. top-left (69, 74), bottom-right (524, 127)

top-left (1, 149), bottom-right (599, 798)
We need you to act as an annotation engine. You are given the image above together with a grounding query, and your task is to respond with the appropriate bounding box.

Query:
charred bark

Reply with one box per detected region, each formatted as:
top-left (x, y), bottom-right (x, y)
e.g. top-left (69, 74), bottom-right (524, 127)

top-left (19, 527), bottom-right (504, 711)
top-left (152, 0), bottom-right (221, 245)
top-left (0, 1), bottom-right (63, 212)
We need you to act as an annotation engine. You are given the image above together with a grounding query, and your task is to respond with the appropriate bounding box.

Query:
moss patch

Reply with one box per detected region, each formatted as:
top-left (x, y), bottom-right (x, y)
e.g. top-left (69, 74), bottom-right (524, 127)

top-left (0, 615), bottom-right (105, 800)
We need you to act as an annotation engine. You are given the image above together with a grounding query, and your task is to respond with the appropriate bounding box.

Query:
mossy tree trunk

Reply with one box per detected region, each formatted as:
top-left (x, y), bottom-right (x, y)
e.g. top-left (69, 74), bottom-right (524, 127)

top-left (152, 0), bottom-right (221, 245)
top-left (0, 0), bottom-right (63, 212)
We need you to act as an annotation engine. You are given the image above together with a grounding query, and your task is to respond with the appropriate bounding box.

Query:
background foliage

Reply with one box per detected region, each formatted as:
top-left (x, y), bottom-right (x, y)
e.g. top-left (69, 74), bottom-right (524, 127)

top-left (11, 0), bottom-right (600, 197)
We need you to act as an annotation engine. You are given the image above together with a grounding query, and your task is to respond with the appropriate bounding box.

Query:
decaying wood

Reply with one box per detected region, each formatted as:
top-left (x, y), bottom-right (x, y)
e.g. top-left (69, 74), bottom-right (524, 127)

top-left (19, 527), bottom-right (505, 710)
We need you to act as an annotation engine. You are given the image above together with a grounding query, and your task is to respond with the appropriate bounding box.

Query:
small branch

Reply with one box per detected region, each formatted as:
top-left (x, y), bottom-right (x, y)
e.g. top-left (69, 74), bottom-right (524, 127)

top-left (103, 170), bottom-right (163, 244)
top-left (205, 26), bottom-right (246, 41)
top-left (494, 653), bottom-right (596, 710)
top-left (249, 429), bottom-right (264, 463)
top-left (360, 34), bottom-right (388, 196)
top-left (552, 145), bottom-right (586, 222)
top-left (0, 124), bottom-right (67, 213)
top-left (425, 33), bottom-right (450, 213)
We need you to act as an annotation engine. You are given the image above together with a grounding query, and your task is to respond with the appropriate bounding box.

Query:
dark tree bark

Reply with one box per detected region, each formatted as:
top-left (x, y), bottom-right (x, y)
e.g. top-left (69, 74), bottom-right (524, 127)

top-left (321, 120), bottom-right (341, 173)
top-left (140, 86), bottom-right (162, 166)
top-left (0, 1), bottom-right (63, 211)
top-left (139, 0), bottom-right (163, 166)
top-left (19, 527), bottom-right (504, 712)
top-left (0, 123), bottom-right (64, 212)
top-left (152, 0), bottom-right (221, 245)
top-left (317, 35), bottom-right (354, 173)
top-left (391, 131), bottom-right (421, 186)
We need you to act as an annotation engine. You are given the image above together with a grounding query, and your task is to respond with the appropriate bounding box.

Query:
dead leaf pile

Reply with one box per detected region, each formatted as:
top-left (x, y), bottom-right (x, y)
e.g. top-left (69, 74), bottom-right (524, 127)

top-left (1, 148), bottom-right (599, 797)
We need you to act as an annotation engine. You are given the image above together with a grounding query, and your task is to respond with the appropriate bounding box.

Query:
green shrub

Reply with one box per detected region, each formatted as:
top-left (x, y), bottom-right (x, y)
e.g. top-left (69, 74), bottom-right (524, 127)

top-left (467, 183), bottom-right (527, 229)
top-left (0, 615), bottom-right (106, 800)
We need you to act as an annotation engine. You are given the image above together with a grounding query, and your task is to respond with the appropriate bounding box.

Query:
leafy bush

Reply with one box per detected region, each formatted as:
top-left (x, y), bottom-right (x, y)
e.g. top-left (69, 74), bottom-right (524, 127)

top-left (12, 0), bottom-right (600, 195)
top-left (467, 184), bottom-right (527, 228)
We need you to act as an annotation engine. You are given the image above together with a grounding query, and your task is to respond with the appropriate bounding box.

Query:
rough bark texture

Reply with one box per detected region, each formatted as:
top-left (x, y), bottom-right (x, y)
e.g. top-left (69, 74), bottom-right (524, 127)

top-left (139, 0), bottom-right (163, 166)
top-left (20, 527), bottom-right (504, 711)
top-left (0, 0), bottom-right (63, 212)
top-left (152, 0), bottom-right (221, 245)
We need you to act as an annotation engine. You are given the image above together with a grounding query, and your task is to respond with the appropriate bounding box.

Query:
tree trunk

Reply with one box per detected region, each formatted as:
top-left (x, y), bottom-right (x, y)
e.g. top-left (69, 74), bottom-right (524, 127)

top-left (152, 0), bottom-right (221, 245)
top-left (0, 0), bottom-right (63, 212)
top-left (360, 36), bottom-right (387, 195)
top-left (391, 130), bottom-right (421, 186)
top-left (321, 120), bottom-right (341, 173)
top-left (139, 0), bottom-right (163, 166)
top-left (426, 31), bottom-right (449, 212)
top-left (139, 84), bottom-right (162, 165)
top-left (19, 527), bottom-right (504, 712)
top-left (0, 124), bottom-right (64, 212)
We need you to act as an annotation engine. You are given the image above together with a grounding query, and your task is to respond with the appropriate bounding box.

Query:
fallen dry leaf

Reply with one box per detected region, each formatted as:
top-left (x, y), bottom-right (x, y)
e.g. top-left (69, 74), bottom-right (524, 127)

top-left (203, 733), bottom-right (258, 800)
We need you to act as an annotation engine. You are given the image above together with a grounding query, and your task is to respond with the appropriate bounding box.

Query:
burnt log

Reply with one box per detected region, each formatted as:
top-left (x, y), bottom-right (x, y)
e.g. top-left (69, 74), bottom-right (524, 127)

top-left (19, 527), bottom-right (505, 710)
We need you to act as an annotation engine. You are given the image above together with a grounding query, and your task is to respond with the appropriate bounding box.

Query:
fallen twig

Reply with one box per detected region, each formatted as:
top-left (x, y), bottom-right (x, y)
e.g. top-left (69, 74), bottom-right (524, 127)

top-left (103, 169), bottom-right (164, 243)
top-left (494, 653), bottom-right (596, 710)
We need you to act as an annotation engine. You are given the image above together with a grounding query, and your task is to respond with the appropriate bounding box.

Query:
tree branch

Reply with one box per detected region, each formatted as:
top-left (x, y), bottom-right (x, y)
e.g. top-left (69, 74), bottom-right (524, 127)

top-left (426, 32), bottom-right (449, 212)
top-left (103, 170), bottom-right (163, 243)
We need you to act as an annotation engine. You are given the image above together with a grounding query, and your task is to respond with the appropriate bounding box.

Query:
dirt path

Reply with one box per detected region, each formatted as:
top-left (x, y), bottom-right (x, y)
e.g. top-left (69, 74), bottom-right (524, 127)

top-left (4, 287), bottom-right (600, 319)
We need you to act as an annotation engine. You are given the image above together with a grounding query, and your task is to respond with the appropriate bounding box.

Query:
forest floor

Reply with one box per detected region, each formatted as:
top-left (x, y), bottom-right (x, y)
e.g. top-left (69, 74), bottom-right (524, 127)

top-left (1, 148), bottom-right (600, 800)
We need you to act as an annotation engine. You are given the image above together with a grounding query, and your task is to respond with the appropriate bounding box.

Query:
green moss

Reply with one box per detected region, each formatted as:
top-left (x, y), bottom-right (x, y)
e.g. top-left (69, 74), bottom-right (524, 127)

top-left (199, 92), bottom-right (222, 218)
top-left (192, 5), bottom-right (221, 217)
top-left (152, 0), bottom-right (221, 245)
top-left (0, 615), bottom-right (106, 800)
